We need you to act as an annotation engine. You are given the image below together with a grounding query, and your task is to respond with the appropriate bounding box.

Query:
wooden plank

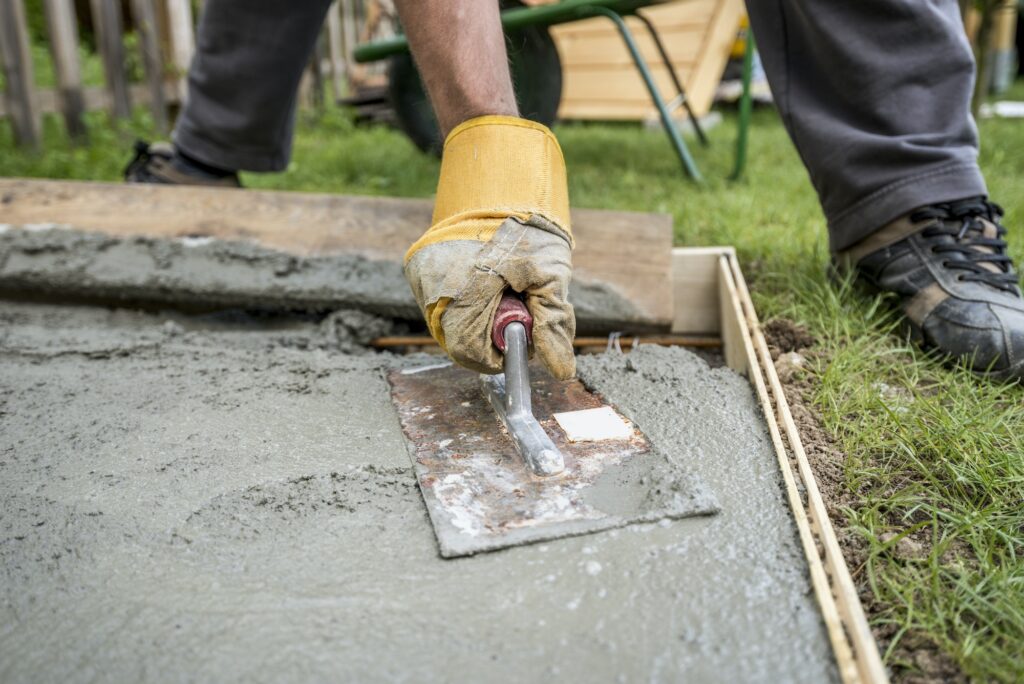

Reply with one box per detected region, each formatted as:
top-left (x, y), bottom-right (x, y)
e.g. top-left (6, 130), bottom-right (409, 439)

top-left (326, 0), bottom-right (347, 100)
top-left (527, 0), bottom-right (718, 36)
top-left (716, 253), bottom-right (867, 684)
top-left (0, 179), bottom-right (674, 330)
top-left (553, 22), bottom-right (703, 67)
top-left (543, 0), bottom-right (743, 120)
top-left (717, 256), bottom-right (748, 375)
top-left (682, 0), bottom-right (744, 123)
top-left (0, 0), bottom-right (42, 148)
top-left (43, 0), bottom-right (88, 140)
top-left (164, 0), bottom-right (194, 102)
top-left (340, 0), bottom-right (359, 60)
top-left (561, 63), bottom-right (695, 106)
top-left (131, 0), bottom-right (169, 132)
top-left (557, 99), bottom-right (672, 121)
top-left (671, 246), bottom-right (729, 333)
top-left (90, 0), bottom-right (132, 119)
top-left (727, 256), bottom-right (889, 684)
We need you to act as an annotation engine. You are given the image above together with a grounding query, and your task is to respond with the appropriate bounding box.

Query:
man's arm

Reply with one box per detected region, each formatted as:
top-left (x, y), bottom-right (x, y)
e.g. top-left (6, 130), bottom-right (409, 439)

top-left (393, 0), bottom-right (518, 136)
top-left (395, 1), bottom-right (577, 380)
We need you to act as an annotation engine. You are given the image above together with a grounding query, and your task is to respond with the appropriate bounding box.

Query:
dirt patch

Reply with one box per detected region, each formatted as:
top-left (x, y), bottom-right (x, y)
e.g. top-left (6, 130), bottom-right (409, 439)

top-left (763, 318), bottom-right (966, 684)
top-left (764, 318), bottom-right (817, 354)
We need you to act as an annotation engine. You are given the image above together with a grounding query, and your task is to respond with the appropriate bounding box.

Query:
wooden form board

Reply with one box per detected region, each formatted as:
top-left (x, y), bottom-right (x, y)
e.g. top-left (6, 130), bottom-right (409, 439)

top-left (0, 178), bottom-right (673, 329)
top-left (674, 246), bottom-right (889, 684)
top-left (530, 0), bottom-right (744, 121)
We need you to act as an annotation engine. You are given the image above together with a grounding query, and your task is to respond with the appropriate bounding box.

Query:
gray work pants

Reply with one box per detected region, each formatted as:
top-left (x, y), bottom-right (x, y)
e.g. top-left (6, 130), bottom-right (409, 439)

top-left (174, 0), bottom-right (988, 251)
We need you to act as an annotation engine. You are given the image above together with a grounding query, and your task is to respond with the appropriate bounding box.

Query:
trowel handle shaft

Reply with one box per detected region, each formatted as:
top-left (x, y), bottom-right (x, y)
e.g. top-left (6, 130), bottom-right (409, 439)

top-left (492, 291), bottom-right (533, 353)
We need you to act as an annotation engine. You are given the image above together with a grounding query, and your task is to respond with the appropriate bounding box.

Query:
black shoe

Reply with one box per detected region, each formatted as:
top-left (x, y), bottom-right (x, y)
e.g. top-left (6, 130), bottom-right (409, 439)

top-left (123, 140), bottom-right (242, 187)
top-left (836, 197), bottom-right (1023, 381)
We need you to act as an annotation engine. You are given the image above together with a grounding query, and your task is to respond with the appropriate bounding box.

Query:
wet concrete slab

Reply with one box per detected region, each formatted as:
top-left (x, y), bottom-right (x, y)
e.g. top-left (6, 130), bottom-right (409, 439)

top-left (0, 300), bottom-right (838, 683)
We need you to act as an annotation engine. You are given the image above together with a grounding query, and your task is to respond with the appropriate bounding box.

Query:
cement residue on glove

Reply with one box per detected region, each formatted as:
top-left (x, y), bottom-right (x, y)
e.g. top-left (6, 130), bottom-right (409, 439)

top-left (404, 116), bottom-right (576, 379)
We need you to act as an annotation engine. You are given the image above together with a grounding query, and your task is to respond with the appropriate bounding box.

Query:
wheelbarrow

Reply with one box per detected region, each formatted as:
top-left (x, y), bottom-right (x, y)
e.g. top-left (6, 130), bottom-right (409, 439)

top-left (352, 0), bottom-right (757, 182)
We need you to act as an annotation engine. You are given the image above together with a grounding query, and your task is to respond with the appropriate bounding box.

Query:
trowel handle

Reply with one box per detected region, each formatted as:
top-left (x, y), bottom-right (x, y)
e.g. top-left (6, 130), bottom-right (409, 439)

top-left (492, 291), bottom-right (533, 353)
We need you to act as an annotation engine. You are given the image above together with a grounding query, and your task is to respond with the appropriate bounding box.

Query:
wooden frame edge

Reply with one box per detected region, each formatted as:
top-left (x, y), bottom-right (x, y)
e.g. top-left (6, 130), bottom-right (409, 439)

top-left (718, 252), bottom-right (889, 684)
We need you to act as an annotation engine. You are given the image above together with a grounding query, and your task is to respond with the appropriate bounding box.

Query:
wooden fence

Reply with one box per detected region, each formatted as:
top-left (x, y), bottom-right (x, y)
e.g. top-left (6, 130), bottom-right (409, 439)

top-left (0, 0), bottom-right (378, 149)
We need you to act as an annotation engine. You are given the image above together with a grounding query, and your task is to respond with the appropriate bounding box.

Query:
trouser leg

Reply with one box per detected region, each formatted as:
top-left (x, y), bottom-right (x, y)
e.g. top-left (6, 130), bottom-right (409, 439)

top-left (745, 0), bottom-right (988, 251)
top-left (173, 0), bottom-right (333, 172)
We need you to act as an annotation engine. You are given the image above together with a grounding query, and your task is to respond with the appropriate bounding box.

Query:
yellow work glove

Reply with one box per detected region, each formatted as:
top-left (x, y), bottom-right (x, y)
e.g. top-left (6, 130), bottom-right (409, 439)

top-left (404, 116), bottom-right (576, 379)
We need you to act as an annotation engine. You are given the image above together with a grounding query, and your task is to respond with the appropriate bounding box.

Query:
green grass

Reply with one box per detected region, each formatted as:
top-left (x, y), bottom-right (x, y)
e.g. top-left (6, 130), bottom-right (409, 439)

top-left (2, 85), bottom-right (1023, 682)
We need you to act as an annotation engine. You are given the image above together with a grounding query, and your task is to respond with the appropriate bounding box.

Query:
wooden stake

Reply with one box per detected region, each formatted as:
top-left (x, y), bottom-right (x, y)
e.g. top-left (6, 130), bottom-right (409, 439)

top-left (339, 0), bottom-right (361, 87)
top-left (0, 0), bottom-right (42, 148)
top-left (90, 0), bottom-right (132, 119)
top-left (164, 0), bottom-right (195, 103)
top-left (131, 0), bottom-right (169, 132)
top-left (326, 0), bottom-right (347, 101)
top-left (43, 0), bottom-right (88, 140)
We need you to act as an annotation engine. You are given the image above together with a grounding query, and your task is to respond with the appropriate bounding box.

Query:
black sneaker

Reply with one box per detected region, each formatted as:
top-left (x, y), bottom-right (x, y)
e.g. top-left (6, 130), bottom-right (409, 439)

top-left (835, 197), bottom-right (1023, 381)
top-left (123, 140), bottom-right (241, 187)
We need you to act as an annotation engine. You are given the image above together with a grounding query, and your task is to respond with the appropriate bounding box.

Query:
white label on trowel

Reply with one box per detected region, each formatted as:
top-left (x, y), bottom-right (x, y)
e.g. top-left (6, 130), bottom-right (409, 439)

top-left (554, 406), bottom-right (633, 442)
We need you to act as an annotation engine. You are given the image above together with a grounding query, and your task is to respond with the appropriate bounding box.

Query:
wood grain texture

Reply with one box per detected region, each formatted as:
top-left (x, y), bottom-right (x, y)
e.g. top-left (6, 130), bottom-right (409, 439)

top-left (540, 0), bottom-right (744, 120)
top-left (671, 246), bottom-right (729, 333)
top-left (679, 0), bottom-right (744, 122)
top-left (716, 255), bottom-right (748, 375)
top-left (0, 179), bottom-right (674, 328)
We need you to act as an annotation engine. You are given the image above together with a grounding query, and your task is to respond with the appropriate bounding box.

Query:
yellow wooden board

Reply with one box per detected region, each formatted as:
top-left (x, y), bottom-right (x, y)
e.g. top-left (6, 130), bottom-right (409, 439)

top-left (529, 0), bottom-right (745, 121)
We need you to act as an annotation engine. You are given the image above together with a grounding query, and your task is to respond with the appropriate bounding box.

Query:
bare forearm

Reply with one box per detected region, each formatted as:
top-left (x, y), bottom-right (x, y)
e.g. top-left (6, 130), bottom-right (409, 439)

top-left (392, 0), bottom-right (518, 136)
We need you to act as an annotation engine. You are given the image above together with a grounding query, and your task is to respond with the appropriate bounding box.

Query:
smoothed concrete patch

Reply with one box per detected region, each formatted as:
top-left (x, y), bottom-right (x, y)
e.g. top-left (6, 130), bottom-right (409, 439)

top-left (0, 301), bottom-right (837, 682)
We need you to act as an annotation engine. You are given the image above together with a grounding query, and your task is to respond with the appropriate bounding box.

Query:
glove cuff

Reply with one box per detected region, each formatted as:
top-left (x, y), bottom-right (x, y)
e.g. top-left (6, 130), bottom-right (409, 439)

top-left (430, 115), bottom-right (571, 240)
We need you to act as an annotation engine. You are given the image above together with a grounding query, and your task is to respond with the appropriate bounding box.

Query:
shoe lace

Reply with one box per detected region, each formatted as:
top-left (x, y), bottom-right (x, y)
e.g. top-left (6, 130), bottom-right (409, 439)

top-left (910, 198), bottom-right (1019, 293)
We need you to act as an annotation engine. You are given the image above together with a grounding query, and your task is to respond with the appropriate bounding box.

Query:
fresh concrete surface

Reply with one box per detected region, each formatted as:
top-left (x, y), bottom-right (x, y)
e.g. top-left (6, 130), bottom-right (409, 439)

top-left (0, 300), bottom-right (837, 683)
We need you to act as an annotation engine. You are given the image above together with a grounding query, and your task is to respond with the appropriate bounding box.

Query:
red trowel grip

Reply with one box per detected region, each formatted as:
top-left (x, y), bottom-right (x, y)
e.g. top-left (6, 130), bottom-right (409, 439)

top-left (492, 291), bottom-right (533, 352)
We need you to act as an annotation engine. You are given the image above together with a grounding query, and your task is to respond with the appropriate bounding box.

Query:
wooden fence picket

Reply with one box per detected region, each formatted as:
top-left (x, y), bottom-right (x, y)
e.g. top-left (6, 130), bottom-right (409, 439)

top-left (164, 0), bottom-right (195, 103)
top-left (90, 0), bottom-right (132, 119)
top-left (131, 0), bottom-right (169, 132)
top-left (0, 0), bottom-right (42, 147)
top-left (43, 0), bottom-right (88, 140)
top-left (326, 1), bottom-right (347, 101)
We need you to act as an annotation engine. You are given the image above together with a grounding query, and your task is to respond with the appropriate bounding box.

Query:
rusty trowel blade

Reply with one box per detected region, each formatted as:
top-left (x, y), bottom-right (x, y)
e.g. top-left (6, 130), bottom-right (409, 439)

top-left (387, 361), bottom-right (716, 558)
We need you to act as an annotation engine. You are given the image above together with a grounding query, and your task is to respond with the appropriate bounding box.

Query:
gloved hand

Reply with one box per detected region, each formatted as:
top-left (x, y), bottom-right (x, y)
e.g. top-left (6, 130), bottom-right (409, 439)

top-left (404, 116), bottom-right (576, 379)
